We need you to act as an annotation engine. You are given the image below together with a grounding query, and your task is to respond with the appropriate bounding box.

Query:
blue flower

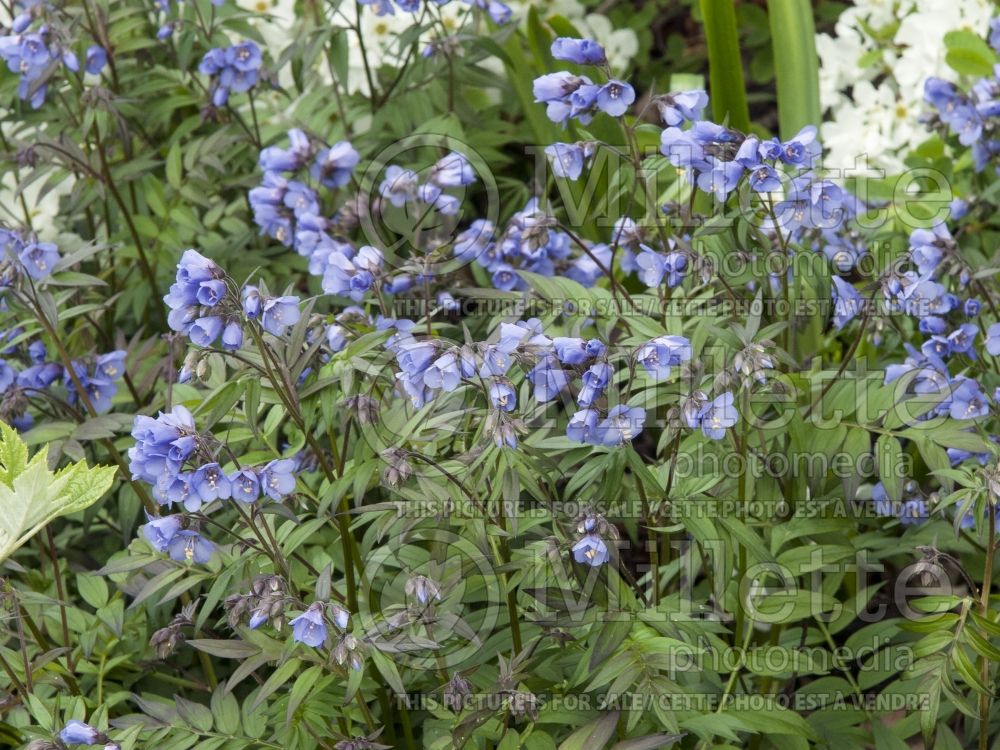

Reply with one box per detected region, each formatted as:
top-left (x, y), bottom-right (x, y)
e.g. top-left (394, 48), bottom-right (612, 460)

top-left (261, 458), bottom-right (296, 499)
top-left (311, 141), bottom-right (360, 188)
top-left (550, 37), bottom-right (607, 65)
top-left (686, 392), bottom-right (737, 440)
top-left (142, 515), bottom-right (183, 552)
top-left (545, 142), bottom-right (589, 180)
top-left (94, 350), bottom-right (125, 381)
top-left (488, 380), bottom-right (516, 411)
top-left (595, 80), bottom-right (635, 117)
top-left (596, 405), bottom-right (646, 445)
top-left (167, 530), bottom-right (215, 564)
top-left (379, 165), bottom-right (419, 206)
top-left (429, 152), bottom-right (475, 187)
top-left (230, 468), bottom-right (260, 503)
top-left (424, 352), bottom-right (463, 391)
top-left (567, 408), bottom-right (599, 443)
top-left (986, 322), bottom-right (1000, 356)
top-left (81, 44), bottom-right (107, 75)
top-left (261, 296), bottom-right (300, 336)
top-left (949, 377), bottom-right (989, 420)
top-left (59, 721), bottom-right (101, 745)
top-left (696, 158), bottom-right (744, 202)
top-left (635, 246), bottom-right (687, 288)
top-left (222, 321), bottom-right (244, 350)
top-left (18, 241), bottom-right (59, 279)
top-left (551, 337), bottom-right (587, 365)
top-left (260, 128), bottom-right (311, 172)
top-left (190, 463), bottom-right (232, 509)
top-left (290, 603), bottom-right (328, 647)
top-left (947, 323), bottom-right (978, 358)
top-left (656, 90), bottom-right (708, 127)
top-left (831, 276), bottom-right (864, 330)
top-left (572, 534), bottom-right (609, 566)
top-left (527, 355), bottom-right (568, 401)
top-left (189, 316), bottom-right (224, 347)
top-left (636, 335), bottom-right (691, 380)
top-left (491, 263), bottom-right (519, 290)
top-left (199, 41), bottom-right (261, 105)
top-left (577, 362), bottom-right (612, 407)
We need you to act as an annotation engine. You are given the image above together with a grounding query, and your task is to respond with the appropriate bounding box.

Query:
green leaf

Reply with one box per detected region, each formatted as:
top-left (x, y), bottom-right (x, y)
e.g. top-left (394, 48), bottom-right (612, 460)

top-left (943, 30), bottom-right (997, 77)
top-left (767, 0), bottom-right (821, 139)
top-left (0, 423), bottom-right (116, 562)
top-left (876, 434), bottom-right (904, 503)
top-left (699, 0), bottom-right (750, 131)
top-left (558, 712), bottom-right (620, 750)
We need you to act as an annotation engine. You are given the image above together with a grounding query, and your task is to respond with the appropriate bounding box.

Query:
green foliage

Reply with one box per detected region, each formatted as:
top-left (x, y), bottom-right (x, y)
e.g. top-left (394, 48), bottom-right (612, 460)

top-left (0, 422), bottom-right (116, 562)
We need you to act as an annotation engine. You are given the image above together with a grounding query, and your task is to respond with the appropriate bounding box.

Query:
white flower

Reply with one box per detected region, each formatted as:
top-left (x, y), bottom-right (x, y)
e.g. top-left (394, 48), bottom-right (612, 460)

top-left (816, 0), bottom-right (992, 173)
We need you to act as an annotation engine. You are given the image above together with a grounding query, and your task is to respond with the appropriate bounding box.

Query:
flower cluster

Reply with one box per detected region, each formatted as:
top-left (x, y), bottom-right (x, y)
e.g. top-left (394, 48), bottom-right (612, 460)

top-left (0, 335), bottom-right (125, 426)
top-left (0, 27), bottom-right (78, 108)
top-left (164, 249), bottom-right (300, 350)
top-left (924, 63), bottom-right (1000, 172)
top-left (380, 315), bottom-right (741, 450)
top-left (130, 404), bottom-right (298, 564)
top-left (198, 40), bottom-right (262, 106)
top-left (532, 37), bottom-right (636, 125)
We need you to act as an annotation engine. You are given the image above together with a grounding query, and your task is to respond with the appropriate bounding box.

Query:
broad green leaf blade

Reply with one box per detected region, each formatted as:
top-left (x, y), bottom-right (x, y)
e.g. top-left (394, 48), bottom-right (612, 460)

top-left (768, 0), bottom-right (820, 139)
top-left (699, 0), bottom-right (750, 132)
top-left (0, 423), bottom-right (116, 562)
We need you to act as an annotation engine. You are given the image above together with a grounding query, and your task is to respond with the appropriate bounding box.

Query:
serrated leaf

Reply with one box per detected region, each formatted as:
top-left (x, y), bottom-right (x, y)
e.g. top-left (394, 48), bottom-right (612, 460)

top-left (0, 423), bottom-right (116, 562)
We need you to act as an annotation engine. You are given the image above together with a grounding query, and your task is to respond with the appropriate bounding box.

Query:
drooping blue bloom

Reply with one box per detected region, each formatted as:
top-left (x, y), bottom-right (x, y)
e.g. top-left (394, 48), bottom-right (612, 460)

top-left (527, 355), bottom-right (568, 401)
top-left (260, 458), bottom-right (296, 499)
top-left (550, 37), bottom-right (607, 65)
top-left (189, 316), bottom-right (224, 347)
top-left (260, 296), bottom-right (300, 336)
top-left (379, 165), bottom-right (419, 206)
top-left (424, 352), bottom-right (463, 391)
top-left (142, 515), bottom-right (183, 552)
top-left (429, 152), bottom-right (475, 187)
top-left (986, 322), bottom-right (1000, 356)
top-left (545, 142), bottom-right (588, 180)
top-left (596, 405), bottom-right (646, 445)
top-left (18, 241), bottom-right (59, 279)
top-left (190, 463), bottom-right (232, 509)
top-left (656, 89), bottom-right (708, 126)
top-left (85, 45), bottom-right (107, 74)
top-left (595, 80), bottom-right (635, 117)
top-left (59, 721), bottom-right (101, 745)
top-left (831, 276), bottom-right (865, 330)
top-left (290, 603), bottom-right (328, 647)
top-left (686, 392), bottom-right (738, 440)
top-left (949, 377), bottom-right (989, 420)
top-left (577, 362), bottom-right (612, 407)
top-left (488, 380), bottom-right (516, 411)
top-left (567, 408), bottom-right (599, 443)
top-left (572, 534), bottom-right (609, 566)
top-left (636, 335), bottom-right (691, 380)
top-left (311, 141), bottom-right (360, 188)
top-left (230, 468), bottom-right (260, 503)
top-left (327, 324), bottom-right (347, 353)
top-left (167, 530), bottom-right (215, 564)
